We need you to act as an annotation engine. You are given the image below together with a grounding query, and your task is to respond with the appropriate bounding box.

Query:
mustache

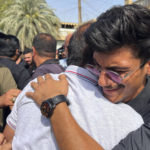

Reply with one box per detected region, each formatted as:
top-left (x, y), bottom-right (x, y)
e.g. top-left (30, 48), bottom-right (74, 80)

top-left (102, 84), bottom-right (125, 90)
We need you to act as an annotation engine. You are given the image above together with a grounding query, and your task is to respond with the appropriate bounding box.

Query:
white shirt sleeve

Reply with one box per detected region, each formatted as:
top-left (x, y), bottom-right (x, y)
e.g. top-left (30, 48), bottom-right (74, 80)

top-left (7, 75), bottom-right (60, 150)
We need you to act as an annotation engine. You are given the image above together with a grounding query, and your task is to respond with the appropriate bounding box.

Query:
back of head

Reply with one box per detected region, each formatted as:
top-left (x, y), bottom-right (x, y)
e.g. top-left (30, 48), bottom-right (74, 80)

top-left (85, 4), bottom-right (150, 63)
top-left (64, 33), bottom-right (73, 55)
top-left (32, 33), bottom-right (56, 57)
top-left (67, 20), bottom-right (95, 66)
top-left (6, 35), bottom-right (20, 53)
top-left (0, 34), bottom-right (20, 57)
top-left (0, 39), bottom-right (13, 57)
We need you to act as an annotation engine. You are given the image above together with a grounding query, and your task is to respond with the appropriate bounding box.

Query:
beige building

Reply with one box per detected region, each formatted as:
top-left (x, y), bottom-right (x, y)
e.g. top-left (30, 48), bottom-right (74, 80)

top-left (57, 22), bottom-right (78, 48)
top-left (125, 0), bottom-right (150, 8)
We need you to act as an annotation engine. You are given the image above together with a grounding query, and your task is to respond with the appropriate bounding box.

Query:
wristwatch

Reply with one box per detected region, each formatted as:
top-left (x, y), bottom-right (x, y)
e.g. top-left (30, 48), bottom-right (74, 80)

top-left (40, 95), bottom-right (69, 118)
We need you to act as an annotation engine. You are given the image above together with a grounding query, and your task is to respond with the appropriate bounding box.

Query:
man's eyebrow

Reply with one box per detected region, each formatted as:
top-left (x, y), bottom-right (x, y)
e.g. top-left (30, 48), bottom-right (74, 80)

top-left (106, 66), bottom-right (130, 70)
top-left (93, 60), bottom-right (130, 70)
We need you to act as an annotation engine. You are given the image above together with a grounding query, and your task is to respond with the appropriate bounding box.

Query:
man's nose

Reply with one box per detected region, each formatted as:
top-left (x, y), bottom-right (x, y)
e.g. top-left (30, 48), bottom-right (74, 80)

top-left (98, 71), bottom-right (110, 87)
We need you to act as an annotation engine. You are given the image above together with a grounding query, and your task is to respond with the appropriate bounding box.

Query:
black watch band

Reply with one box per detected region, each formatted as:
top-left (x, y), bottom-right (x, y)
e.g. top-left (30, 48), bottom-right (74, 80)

top-left (40, 95), bottom-right (69, 118)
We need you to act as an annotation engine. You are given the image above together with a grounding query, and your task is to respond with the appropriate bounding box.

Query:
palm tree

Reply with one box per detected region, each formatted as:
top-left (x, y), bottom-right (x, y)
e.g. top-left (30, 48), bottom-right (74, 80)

top-left (0, 0), bottom-right (15, 18)
top-left (0, 0), bottom-right (61, 50)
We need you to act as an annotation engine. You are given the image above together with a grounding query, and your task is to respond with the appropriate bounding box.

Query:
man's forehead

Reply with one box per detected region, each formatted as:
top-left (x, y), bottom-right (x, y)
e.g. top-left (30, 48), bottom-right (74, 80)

top-left (93, 46), bottom-right (137, 57)
top-left (93, 48), bottom-right (141, 68)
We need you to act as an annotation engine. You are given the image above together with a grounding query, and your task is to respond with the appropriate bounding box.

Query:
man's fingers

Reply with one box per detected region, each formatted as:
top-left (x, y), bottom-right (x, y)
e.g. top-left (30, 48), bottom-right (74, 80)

top-left (37, 76), bottom-right (44, 84)
top-left (7, 89), bottom-right (21, 95)
top-left (0, 133), bottom-right (6, 144)
top-left (12, 91), bottom-right (20, 97)
top-left (59, 74), bottom-right (67, 81)
top-left (30, 82), bottom-right (39, 90)
top-left (59, 74), bottom-right (68, 86)
top-left (44, 74), bottom-right (53, 80)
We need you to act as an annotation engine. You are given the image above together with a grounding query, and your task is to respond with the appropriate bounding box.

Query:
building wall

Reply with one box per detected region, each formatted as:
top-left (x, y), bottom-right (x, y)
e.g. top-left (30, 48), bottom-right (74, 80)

top-left (56, 23), bottom-right (77, 49)
top-left (125, 0), bottom-right (150, 7)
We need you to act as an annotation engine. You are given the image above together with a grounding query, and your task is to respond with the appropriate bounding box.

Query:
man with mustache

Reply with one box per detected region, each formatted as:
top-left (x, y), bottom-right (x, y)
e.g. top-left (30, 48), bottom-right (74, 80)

top-left (27, 4), bottom-right (150, 150)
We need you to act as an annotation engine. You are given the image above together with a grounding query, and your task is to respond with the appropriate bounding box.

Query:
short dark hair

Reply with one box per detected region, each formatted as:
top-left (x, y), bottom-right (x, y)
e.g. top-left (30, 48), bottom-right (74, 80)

top-left (67, 21), bottom-right (94, 66)
top-left (32, 33), bottom-right (56, 57)
top-left (6, 34), bottom-right (20, 50)
top-left (0, 39), bottom-right (14, 57)
top-left (0, 35), bottom-right (20, 57)
top-left (23, 47), bottom-right (33, 55)
top-left (85, 4), bottom-right (150, 64)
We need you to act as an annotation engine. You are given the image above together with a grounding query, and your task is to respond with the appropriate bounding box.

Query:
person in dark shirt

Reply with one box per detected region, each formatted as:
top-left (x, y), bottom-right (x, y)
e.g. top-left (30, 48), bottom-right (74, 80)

top-left (0, 35), bottom-right (31, 130)
top-left (22, 47), bottom-right (36, 76)
top-left (30, 33), bottom-right (64, 80)
top-left (0, 34), bottom-right (31, 90)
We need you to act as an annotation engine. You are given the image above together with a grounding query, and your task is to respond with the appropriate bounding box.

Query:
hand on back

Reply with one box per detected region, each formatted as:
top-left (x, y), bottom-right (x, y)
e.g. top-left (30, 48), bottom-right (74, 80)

top-left (26, 74), bottom-right (69, 106)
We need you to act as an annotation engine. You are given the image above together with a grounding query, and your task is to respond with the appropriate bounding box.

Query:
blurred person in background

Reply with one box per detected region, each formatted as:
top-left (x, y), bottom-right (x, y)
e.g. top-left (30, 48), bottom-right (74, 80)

top-left (23, 47), bottom-right (36, 76)
top-left (30, 33), bottom-right (64, 80)
top-left (0, 132), bottom-right (11, 150)
top-left (0, 65), bottom-right (21, 131)
top-left (58, 33), bottom-right (72, 69)
top-left (0, 35), bottom-right (31, 89)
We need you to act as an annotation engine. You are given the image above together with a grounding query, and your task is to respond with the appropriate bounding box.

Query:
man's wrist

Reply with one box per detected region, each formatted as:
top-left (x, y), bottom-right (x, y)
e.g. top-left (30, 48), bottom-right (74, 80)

top-left (40, 95), bottom-right (69, 118)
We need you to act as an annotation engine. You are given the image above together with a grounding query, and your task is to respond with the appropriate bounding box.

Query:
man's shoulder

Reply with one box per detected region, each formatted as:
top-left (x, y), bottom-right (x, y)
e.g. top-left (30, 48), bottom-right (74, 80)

top-left (0, 65), bottom-right (9, 72)
top-left (0, 58), bottom-right (14, 68)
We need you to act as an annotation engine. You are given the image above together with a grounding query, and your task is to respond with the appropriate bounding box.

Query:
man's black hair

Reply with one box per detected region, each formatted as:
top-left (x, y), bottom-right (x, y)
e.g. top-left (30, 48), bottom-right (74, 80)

top-left (0, 34), bottom-right (21, 57)
top-left (0, 39), bottom-right (14, 57)
top-left (67, 21), bottom-right (94, 66)
top-left (85, 4), bottom-right (150, 63)
top-left (32, 33), bottom-right (56, 57)
top-left (6, 34), bottom-right (20, 51)
top-left (23, 47), bottom-right (33, 55)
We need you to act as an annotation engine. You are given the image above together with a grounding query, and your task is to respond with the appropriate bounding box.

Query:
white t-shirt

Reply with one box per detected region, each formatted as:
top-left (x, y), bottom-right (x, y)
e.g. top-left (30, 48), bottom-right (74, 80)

top-left (7, 65), bottom-right (143, 150)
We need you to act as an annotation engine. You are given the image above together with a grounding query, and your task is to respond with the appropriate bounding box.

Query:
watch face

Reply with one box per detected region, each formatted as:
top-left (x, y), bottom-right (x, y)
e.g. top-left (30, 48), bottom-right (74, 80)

top-left (41, 101), bottom-right (52, 118)
top-left (40, 95), bottom-right (69, 118)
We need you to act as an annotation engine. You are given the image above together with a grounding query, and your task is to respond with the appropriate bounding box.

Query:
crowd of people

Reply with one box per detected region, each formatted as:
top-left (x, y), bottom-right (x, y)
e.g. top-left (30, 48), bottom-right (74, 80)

top-left (0, 3), bottom-right (150, 150)
top-left (0, 28), bottom-right (67, 149)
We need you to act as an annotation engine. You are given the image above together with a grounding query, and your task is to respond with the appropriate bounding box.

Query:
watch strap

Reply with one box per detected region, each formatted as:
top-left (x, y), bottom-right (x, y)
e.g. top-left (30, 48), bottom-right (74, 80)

top-left (49, 95), bottom-right (69, 105)
top-left (40, 95), bottom-right (69, 118)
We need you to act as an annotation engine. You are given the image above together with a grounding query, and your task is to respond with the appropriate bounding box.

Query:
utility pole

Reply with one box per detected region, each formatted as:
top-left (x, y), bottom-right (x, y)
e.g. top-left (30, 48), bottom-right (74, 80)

top-left (78, 0), bottom-right (82, 25)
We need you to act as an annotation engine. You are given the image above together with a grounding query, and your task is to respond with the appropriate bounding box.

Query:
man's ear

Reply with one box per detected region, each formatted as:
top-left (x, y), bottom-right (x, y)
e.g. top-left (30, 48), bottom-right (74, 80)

top-left (146, 60), bottom-right (150, 75)
top-left (32, 47), bottom-right (36, 56)
top-left (16, 49), bottom-right (19, 55)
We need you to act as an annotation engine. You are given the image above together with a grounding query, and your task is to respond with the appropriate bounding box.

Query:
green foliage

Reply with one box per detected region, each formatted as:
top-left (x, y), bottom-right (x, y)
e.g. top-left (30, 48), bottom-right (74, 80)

top-left (0, 0), bottom-right (15, 17)
top-left (0, 0), bottom-right (61, 50)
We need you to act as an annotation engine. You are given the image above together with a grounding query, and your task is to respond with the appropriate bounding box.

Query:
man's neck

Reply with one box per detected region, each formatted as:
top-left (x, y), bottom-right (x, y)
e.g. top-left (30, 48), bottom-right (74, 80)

top-left (35, 56), bottom-right (55, 67)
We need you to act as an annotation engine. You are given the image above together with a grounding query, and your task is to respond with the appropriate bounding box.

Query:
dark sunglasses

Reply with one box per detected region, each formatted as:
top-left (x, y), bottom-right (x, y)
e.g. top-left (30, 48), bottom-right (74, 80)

top-left (85, 62), bottom-right (145, 84)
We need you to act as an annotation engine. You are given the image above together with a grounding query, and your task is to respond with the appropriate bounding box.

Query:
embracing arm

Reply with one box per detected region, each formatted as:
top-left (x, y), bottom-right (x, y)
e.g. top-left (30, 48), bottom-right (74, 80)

top-left (0, 125), bottom-right (14, 150)
top-left (26, 74), bottom-right (104, 150)
top-left (51, 102), bottom-right (103, 150)
top-left (3, 124), bottom-right (14, 143)
top-left (26, 74), bottom-right (149, 150)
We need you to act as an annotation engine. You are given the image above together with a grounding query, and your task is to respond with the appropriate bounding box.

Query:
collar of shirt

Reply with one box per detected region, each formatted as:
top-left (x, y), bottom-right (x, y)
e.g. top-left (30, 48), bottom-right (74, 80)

top-left (39, 59), bottom-right (59, 67)
top-left (65, 65), bottom-right (98, 86)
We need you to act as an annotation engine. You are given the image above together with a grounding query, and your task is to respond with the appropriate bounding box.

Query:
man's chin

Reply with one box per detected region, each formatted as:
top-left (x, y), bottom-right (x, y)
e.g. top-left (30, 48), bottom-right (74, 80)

top-left (103, 93), bottom-right (124, 103)
top-left (102, 86), bottom-right (125, 103)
